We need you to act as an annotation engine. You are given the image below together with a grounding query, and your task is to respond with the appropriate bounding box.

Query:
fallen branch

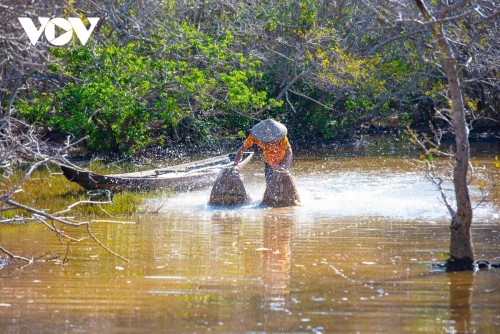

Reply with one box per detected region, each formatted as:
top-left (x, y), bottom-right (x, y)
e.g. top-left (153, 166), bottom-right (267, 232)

top-left (53, 199), bottom-right (114, 216)
top-left (1, 117), bottom-right (136, 265)
top-left (1, 197), bottom-right (89, 227)
top-left (0, 246), bottom-right (32, 264)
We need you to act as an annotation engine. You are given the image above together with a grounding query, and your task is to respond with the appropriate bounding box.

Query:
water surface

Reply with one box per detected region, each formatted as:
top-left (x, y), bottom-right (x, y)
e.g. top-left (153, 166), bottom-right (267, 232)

top-left (1, 142), bottom-right (499, 333)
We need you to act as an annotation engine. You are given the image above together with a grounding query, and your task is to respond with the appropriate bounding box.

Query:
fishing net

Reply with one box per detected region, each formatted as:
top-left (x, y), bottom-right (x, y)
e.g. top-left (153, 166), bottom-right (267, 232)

top-left (208, 168), bottom-right (250, 206)
top-left (262, 171), bottom-right (301, 207)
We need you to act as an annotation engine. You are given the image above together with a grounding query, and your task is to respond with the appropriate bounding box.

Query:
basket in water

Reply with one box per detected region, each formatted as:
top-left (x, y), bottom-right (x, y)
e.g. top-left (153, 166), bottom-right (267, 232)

top-left (208, 168), bottom-right (250, 206)
top-left (262, 171), bottom-right (301, 207)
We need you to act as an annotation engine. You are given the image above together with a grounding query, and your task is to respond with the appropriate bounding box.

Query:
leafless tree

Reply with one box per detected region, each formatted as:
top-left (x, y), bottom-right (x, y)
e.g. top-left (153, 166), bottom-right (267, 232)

top-left (380, 0), bottom-right (499, 270)
top-left (1, 0), bottom-right (66, 117)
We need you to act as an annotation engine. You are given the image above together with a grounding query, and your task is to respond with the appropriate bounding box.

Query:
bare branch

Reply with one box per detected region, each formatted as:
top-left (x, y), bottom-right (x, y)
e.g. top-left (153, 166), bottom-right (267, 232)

top-left (285, 90), bottom-right (298, 114)
top-left (86, 224), bottom-right (129, 263)
top-left (288, 89), bottom-right (336, 111)
top-left (409, 3), bottom-right (499, 25)
top-left (414, 0), bottom-right (435, 21)
top-left (0, 245), bottom-right (32, 264)
top-left (370, 29), bottom-right (425, 54)
top-left (52, 200), bottom-right (114, 217)
top-left (425, 161), bottom-right (457, 217)
top-left (438, 0), bottom-right (468, 16)
top-left (1, 197), bottom-right (87, 227)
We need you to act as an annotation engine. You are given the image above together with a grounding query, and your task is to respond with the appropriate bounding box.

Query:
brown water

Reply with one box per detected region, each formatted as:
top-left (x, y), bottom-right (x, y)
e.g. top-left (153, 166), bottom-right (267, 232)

top-left (1, 142), bottom-right (499, 333)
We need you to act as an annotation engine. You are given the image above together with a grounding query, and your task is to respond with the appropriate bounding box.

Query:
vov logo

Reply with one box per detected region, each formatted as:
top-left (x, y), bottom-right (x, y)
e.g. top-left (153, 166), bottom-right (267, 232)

top-left (18, 17), bottom-right (100, 46)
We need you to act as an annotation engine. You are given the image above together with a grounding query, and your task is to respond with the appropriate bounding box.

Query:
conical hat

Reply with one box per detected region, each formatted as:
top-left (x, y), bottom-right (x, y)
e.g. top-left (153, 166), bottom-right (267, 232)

top-left (250, 119), bottom-right (287, 143)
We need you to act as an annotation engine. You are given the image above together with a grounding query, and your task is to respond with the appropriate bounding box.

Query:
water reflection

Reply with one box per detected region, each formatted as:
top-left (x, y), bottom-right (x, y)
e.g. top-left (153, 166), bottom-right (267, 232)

top-left (448, 272), bottom-right (473, 334)
top-left (211, 211), bottom-right (242, 240)
top-left (261, 214), bottom-right (293, 310)
top-left (1, 151), bottom-right (499, 333)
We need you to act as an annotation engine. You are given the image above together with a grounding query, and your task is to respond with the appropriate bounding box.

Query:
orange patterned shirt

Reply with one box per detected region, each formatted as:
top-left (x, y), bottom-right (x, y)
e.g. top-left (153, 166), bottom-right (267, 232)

top-left (241, 134), bottom-right (291, 169)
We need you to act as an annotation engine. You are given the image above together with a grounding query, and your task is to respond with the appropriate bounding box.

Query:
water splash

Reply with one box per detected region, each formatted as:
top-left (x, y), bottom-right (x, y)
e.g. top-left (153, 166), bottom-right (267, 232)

top-left (152, 169), bottom-right (497, 223)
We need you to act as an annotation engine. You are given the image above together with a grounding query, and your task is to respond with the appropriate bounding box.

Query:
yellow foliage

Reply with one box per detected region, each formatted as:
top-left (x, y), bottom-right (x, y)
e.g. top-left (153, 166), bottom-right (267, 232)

top-left (305, 50), bottom-right (313, 61)
top-left (321, 58), bottom-right (330, 69)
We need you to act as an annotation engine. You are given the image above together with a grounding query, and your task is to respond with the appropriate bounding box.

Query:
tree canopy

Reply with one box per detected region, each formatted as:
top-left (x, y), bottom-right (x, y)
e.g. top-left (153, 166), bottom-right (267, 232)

top-left (1, 0), bottom-right (498, 154)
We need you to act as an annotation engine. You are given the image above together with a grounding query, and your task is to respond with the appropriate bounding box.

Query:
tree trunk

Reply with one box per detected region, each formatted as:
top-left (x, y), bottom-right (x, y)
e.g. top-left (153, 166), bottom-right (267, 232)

top-left (415, 0), bottom-right (474, 270)
top-left (434, 23), bottom-right (474, 272)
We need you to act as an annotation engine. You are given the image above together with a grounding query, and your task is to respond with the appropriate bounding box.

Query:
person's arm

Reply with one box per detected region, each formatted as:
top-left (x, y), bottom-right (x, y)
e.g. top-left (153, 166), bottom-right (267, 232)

top-left (276, 146), bottom-right (292, 171)
top-left (233, 135), bottom-right (254, 166)
top-left (233, 145), bottom-right (244, 166)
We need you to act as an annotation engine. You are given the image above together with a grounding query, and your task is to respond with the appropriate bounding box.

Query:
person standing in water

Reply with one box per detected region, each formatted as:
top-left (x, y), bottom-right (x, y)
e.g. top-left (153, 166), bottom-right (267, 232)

top-left (233, 119), bottom-right (293, 185)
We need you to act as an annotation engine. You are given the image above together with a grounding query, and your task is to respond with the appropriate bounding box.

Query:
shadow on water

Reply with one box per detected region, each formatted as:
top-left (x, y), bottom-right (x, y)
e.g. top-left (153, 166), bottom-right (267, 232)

top-left (0, 140), bottom-right (499, 333)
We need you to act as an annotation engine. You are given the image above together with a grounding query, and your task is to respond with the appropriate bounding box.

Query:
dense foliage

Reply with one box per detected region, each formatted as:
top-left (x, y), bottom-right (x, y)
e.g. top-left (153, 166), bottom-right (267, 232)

top-left (16, 25), bottom-right (278, 153)
top-left (2, 0), bottom-right (498, 154)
